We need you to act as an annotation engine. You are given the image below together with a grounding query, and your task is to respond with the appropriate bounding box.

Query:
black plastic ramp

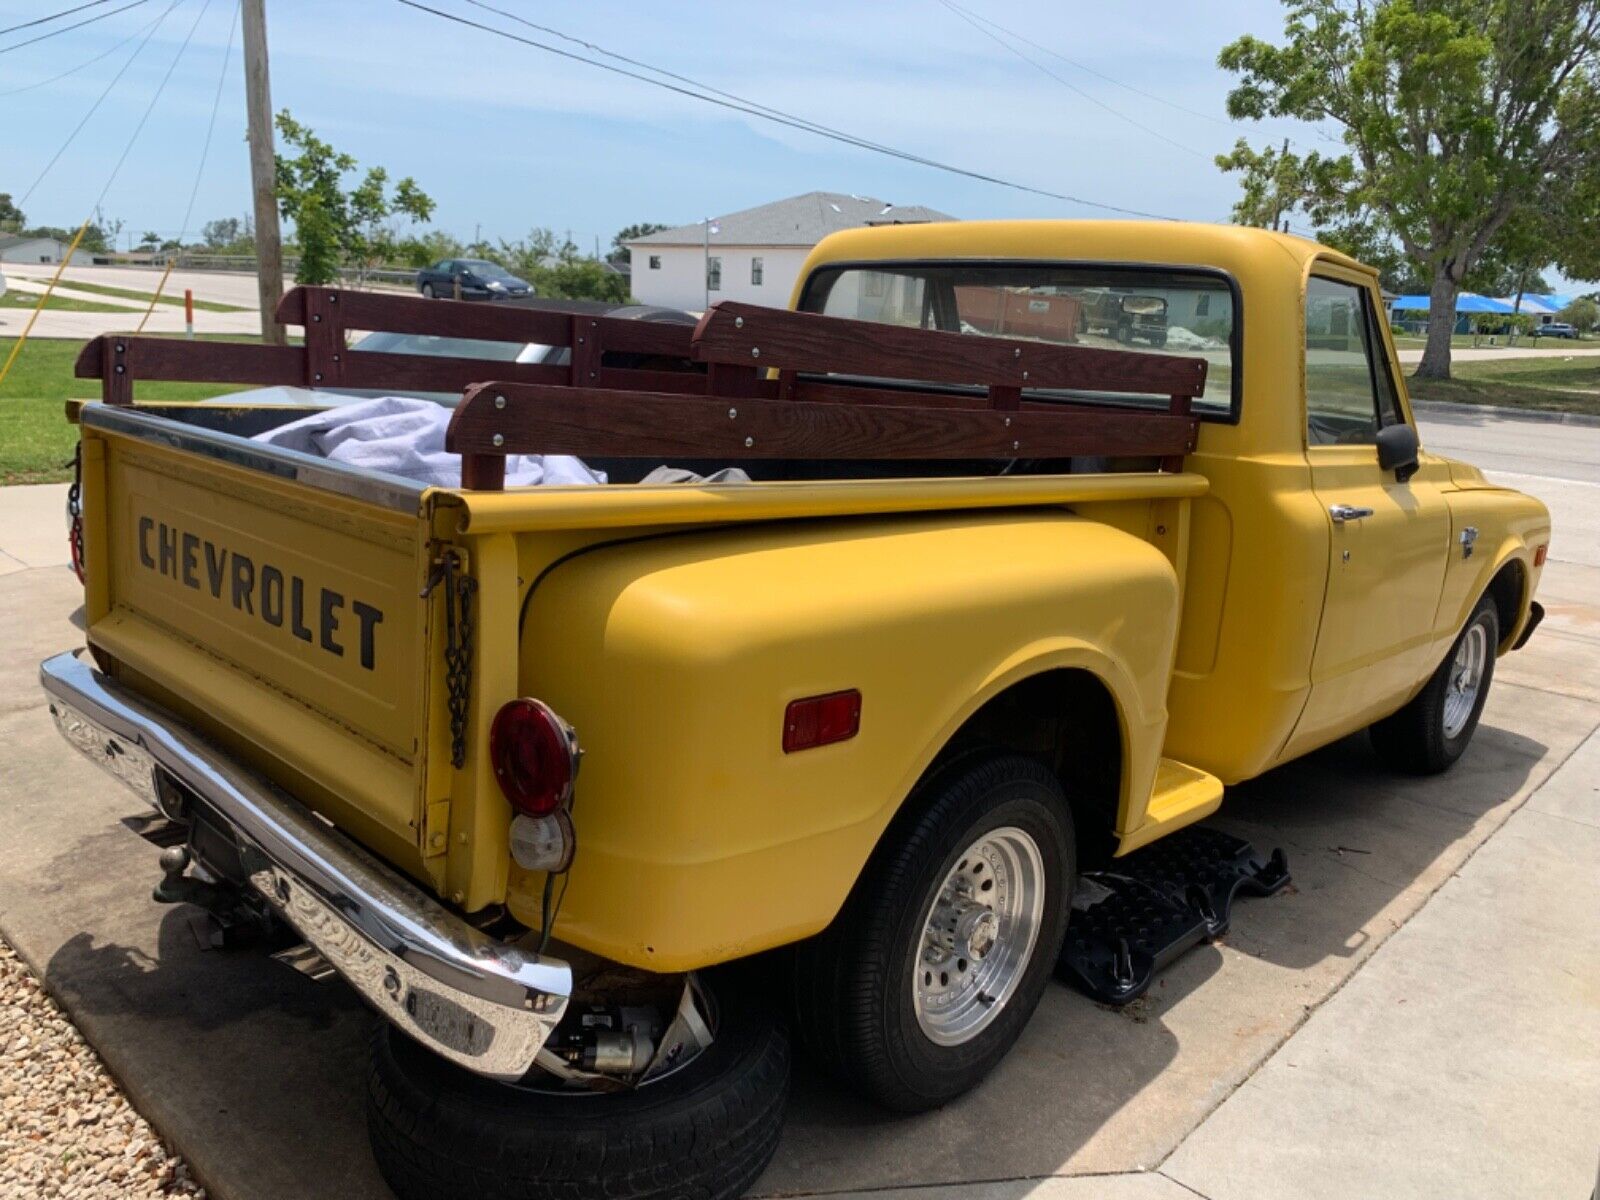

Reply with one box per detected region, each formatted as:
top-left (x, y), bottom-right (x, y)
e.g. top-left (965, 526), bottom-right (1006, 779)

top-left (1056, 826), bottom-right (1290, 1005)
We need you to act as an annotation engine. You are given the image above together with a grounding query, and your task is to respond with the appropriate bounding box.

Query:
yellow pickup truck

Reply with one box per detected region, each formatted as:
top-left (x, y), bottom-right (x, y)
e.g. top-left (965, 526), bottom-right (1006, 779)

top-left (43, 221), bottom-right (1549, 1200)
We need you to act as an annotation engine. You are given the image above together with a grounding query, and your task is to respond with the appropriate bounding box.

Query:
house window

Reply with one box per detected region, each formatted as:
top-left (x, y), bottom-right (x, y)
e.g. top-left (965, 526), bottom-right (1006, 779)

top-left (648, 255), bottom-right (661, 270)
top-left (707, 256), bottom-right (721, 291)
top-left (751, 257), bottom-right (764, 286)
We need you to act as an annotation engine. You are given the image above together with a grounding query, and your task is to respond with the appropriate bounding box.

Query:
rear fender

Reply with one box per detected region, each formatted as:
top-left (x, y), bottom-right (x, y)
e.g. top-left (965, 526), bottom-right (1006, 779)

top-left (511, 510), bottom-right (1180, 971)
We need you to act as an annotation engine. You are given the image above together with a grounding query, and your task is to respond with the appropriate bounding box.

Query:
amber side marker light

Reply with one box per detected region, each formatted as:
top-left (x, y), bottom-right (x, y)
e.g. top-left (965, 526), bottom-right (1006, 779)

top-left (784, 689), bottom-right (862, 753)
top-left (1534, 544), bottom-right (1548, 567)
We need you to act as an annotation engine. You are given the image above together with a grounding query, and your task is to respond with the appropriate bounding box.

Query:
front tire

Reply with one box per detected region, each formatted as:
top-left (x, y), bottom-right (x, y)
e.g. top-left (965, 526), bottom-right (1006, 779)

top-left (1370, 594), bottom-right (1498, 774)
top-left (366, 973), bottom-right (789, 1200)
top-left (793, 754), bottom-right (1074, 1112)
top-left (421, 282), bottom-right (436, 298)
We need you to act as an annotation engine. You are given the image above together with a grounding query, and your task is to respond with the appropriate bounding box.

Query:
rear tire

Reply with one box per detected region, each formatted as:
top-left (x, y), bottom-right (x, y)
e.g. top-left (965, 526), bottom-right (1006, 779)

top-left (366, 972), bottom-right (789, 1200)
top-left (1370, 594), bottom-right (1498, 774)
top-left (793, 754), bottom-right (1074, 1113)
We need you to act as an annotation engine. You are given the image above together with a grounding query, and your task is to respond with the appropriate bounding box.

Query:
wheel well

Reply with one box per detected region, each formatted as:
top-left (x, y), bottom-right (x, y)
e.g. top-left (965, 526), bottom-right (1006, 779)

top-left (917, 669), bottom-right (1123, 869)
top-left (1486, 559), bottom-right (1525, 647)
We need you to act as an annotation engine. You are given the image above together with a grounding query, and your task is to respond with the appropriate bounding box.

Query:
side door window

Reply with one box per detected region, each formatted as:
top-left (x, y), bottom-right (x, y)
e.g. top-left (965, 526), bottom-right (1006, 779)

top-left (1305, 276), bottom-right (1390, 445)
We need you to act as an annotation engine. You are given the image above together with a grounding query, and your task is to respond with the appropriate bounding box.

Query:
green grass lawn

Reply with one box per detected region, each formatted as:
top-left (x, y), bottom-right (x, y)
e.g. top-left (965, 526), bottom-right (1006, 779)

top-left (1406, 354), bottom-right (1600, 415)
top-left (0, 290), bottom-right (134, 314)
top-left (42, 278), bottom-right (251, 313)
top-left (0, 336), bottom-right (253, 484)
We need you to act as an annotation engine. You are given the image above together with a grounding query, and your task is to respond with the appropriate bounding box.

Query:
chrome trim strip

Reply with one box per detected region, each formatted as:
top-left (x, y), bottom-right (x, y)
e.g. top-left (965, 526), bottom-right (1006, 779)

top-left (80, 405), bottom-right (426, 514)
top-left (40, 650), bottom-right (570, 1080)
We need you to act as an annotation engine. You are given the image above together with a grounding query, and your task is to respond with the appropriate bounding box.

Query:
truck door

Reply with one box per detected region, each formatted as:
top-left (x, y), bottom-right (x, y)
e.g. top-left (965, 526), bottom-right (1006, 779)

top-left (1290, 272), bottom-right (1449, 753)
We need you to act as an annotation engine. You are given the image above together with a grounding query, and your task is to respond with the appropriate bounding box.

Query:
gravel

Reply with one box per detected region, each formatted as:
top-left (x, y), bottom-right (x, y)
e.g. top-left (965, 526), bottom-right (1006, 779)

top-left (0, 940), bottom-right (206, 1200)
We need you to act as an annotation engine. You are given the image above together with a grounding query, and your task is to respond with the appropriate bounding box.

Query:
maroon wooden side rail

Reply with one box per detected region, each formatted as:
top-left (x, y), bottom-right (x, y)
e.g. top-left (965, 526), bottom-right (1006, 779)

top-left (72, 288), bottom-right (1207, 491)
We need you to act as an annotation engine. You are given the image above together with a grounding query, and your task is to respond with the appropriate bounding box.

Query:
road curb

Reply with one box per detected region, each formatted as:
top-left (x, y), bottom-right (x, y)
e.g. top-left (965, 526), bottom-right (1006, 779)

top-left (1409, 398), bottom-right (1600, 428)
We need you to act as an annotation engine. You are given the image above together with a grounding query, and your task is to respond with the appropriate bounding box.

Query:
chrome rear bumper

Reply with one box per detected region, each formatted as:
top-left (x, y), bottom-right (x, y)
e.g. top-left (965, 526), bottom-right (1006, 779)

top-left (39, 650), bottom-right (571, 1081)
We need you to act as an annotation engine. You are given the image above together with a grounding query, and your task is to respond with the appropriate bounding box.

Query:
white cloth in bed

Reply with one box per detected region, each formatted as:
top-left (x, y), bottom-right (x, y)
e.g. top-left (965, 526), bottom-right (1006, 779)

top-left (251, 396), bottom-right (606, 488)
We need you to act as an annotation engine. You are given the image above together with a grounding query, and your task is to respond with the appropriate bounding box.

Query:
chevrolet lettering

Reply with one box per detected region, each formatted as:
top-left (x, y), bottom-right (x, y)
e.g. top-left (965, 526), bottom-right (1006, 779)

top-left (135, 515), bottom-right (384, 670)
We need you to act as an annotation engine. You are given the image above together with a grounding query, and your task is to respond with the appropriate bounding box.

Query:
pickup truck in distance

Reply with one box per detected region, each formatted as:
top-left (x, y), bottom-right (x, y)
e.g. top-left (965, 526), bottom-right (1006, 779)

top-left (43, 221), bottom-right (1549, 1200)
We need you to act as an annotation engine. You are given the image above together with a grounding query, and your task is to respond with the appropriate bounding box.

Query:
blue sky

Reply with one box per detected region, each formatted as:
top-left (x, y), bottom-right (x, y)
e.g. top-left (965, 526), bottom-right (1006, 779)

top-left (2, 0), bottom-right (1335, 251)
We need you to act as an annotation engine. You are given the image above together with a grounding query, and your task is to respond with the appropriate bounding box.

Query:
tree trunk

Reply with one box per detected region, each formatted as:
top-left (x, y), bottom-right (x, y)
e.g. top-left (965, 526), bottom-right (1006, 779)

top-left (1414, 270), bottom-right (1460, 380)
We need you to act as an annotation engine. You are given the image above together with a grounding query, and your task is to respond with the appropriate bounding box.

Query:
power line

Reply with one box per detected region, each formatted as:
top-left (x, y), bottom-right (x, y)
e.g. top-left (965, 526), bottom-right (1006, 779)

top-left (0, 0), bottom-right (149, 56)
top-left (0, 2), bottom-right (170, 97)
top-left (91, 0), bottom-right (213, 209)
top-left (934, 0), bottom-right (1211, 162)
top-left (460, 0), bottom-right (935, 169)
top-left (938, 0), bottom-right (1333, 155)
top-left (395, 0), bottom-right (1177, 220)
top-left (0, 0), bottom-right (118, 38)
top-left (175, 0), bottom-right (237, 238)
top-left (136, 0), bottom-right (236, 333)
top-left (18, 0), bottom-right (184, 205)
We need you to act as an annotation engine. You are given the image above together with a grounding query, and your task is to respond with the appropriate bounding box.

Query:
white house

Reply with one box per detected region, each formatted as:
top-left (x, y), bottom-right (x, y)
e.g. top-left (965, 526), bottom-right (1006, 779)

top-left (625, 192), bottom-right (955, 312)
top-left (0, 235), bottom-right (93, 266)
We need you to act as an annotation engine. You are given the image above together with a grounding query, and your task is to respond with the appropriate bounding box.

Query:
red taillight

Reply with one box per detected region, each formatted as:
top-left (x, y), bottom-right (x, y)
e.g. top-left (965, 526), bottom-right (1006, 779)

top-left (1534, 543), bottom-right (1548, 567)
top-left (490, 699), bottom-right (577, 816)
top-left (783, 690), bottom-right (861, 753)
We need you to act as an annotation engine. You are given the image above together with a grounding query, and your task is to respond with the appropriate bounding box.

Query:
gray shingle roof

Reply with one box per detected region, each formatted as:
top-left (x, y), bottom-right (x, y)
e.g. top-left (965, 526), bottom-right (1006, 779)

top-left (625, 192), bottom-right (956, 248)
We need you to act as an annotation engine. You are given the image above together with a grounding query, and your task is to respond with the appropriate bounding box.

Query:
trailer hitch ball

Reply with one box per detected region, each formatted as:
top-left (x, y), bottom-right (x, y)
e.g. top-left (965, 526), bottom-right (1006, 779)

top-left (154, 845), bottom-right (192, 902)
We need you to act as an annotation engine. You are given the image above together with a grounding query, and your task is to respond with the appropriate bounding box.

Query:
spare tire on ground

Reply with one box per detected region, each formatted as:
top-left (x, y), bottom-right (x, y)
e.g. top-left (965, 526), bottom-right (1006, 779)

top-left (366, 972), bottom-right (790, 1200)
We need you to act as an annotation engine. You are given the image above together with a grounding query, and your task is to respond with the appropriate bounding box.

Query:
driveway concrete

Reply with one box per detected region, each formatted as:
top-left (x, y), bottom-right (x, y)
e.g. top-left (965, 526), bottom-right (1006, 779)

top-left (0, 407), bottom-right (1595, 1200)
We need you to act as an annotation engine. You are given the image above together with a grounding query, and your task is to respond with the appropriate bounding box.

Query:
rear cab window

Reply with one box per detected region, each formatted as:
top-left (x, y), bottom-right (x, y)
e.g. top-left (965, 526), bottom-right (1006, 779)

top-left (797, 262), bottom-right (1240, 420)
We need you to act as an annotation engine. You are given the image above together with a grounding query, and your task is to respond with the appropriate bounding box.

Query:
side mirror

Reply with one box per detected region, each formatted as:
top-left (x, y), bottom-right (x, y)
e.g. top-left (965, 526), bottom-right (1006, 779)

top-left (1377, 423), bottom-right (1419, 482)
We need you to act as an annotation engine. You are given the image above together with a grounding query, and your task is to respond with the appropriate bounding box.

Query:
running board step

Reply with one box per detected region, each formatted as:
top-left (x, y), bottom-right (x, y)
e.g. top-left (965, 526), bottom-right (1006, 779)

top-left (1056, 826), bottom-right (1290, 1005)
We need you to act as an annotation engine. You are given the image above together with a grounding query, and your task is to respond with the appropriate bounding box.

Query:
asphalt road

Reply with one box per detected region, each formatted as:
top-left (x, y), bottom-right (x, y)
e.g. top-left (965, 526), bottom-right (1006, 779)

top-left (0, 406), bottom-right (1594, 1200)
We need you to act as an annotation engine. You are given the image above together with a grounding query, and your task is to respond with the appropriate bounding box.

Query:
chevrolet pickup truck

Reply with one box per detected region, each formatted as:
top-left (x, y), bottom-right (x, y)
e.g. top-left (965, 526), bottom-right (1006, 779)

top-left (43, 221), bottom-right (1549, 1200)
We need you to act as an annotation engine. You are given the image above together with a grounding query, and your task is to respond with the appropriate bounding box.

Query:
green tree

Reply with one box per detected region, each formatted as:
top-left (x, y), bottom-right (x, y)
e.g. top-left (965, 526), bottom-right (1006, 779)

top-left (393, 228), bottom-right (465, 268)
top-left (1559, 296), bottom-right (1600, 333)
top-left (201, 216), bottom-right (240, 247)
top-left (0, 192), bottom-right (23, 233)
top-left (492, 229), bottom-right (631, 301)
top-left (1217, 1), bottom-right (1600, 379)
top-left (272, 110), bottom-right (435, 285)
top-left (609, 222), bottom-right (668, 262)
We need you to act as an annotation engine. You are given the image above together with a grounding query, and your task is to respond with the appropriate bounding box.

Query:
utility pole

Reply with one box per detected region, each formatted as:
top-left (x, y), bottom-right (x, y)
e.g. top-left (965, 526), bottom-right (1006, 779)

top-left (1268, 137), bottom-right (1290, 234)
top-left (242, 0), bottom-right (286, 345)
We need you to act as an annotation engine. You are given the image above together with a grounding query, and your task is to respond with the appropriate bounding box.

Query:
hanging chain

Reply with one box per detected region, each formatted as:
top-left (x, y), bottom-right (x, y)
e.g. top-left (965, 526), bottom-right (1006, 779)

top-left (66, 442), bottom-right (85, 584)
top-left (423, 547), bottom-right (477, 768)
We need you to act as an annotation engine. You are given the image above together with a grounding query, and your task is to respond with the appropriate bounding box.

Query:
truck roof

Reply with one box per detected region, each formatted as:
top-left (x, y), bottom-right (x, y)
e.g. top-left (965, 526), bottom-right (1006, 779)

top-left (796, 219), bottom-right (1370, 298)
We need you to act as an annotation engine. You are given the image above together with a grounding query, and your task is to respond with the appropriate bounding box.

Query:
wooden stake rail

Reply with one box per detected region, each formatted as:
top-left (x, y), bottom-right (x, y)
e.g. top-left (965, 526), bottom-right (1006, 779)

top-left (73, 287), bottom-right (708, 406)
top-left (72, 287), bottom-right (1207, 492)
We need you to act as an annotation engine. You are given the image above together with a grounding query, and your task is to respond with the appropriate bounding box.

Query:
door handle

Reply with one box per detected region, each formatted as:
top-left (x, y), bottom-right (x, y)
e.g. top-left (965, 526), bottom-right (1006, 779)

top-left (1329, 504), bottom-right (1375, 523)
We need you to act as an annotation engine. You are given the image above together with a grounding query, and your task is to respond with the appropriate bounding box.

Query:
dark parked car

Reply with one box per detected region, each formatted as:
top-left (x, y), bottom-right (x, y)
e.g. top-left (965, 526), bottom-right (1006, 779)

top-left (416, 258), bottom-right (533, 301)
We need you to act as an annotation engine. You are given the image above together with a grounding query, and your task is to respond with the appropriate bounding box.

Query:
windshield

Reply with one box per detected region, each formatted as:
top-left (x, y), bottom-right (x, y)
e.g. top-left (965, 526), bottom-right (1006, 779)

top-left (352, 332), bottom-right (547, 362)
top-left (461, 260), bottom-right (515, 279)
top-left (799, 263), bottom-right (1238, 418)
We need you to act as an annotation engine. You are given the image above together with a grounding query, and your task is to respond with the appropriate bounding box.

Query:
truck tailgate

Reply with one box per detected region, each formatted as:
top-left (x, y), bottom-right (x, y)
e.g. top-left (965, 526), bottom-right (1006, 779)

top-left (79, 411), bottom-right (435, 872)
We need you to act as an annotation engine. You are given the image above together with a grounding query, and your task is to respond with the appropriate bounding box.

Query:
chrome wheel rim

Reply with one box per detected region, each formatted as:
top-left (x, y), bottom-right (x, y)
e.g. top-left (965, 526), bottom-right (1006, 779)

top-left (1442, 621), bottom-right (1489, 740)
top-left (912, 826), bottom-right (1046, 1047)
